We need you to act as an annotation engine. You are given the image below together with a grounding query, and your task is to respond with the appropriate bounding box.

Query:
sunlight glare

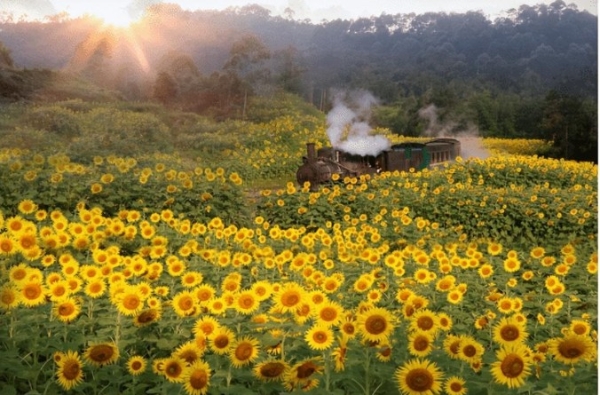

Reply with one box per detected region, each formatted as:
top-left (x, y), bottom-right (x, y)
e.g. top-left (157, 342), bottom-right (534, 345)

top-left (91, 6), bottom-right (135, 28)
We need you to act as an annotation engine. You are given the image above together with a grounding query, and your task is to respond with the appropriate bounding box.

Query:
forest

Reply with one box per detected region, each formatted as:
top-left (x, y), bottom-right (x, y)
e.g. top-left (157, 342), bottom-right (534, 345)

top-left (0, 0), bottom-right (597, 162)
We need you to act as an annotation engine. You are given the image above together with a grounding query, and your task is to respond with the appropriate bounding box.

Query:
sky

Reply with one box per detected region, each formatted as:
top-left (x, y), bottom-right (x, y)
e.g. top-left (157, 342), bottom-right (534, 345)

top-left (2, 0), bottom-right (598, 24)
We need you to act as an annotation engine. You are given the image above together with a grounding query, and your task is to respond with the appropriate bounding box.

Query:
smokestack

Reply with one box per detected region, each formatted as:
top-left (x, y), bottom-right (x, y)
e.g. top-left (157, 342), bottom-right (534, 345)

top-left (306, 142), bottom-right (316, 161)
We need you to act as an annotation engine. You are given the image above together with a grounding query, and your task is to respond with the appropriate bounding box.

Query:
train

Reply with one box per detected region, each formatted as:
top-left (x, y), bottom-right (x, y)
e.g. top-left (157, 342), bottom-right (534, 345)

top-left (296, 138), bottom-right (461, 190)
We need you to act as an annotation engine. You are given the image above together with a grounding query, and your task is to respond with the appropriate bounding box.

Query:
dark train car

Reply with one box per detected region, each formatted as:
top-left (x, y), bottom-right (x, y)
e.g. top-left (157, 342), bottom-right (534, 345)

top-left (297, 138), bottom-right (461, 189)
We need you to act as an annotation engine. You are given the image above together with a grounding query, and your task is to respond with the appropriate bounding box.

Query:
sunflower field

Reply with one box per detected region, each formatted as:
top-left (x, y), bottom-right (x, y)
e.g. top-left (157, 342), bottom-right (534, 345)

top-left (0, 113), bottom-right (597, 395)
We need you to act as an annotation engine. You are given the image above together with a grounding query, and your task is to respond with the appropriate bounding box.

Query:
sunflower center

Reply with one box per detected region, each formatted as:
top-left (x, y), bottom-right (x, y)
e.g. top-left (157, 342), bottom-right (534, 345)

top-left (365, 315), bottom-right (387, 335)
top-left (166, 362), bottom-right (183, 377)
top-left (24, 284), bottom-right (42, 299)
top-left (405, 368), bottom-right (434, 391)
top-left (239, 295), bottom-right (254, 308)
top-left (214, 335), bottom-right (229, 349)
top-left (297, 362), bottom-right (317, 379)
top-left (123, 294), bottom-right (141, 310)
top-left (235, 343), bottom-right (254, 360)
top-left (260, 362), bottom-right (285, 378)
top-left (137, 310), bottom-right (157, 323)
top-left (417, 316), bottom-right (434, 330)
top-left (463, 345), bottom-right (477, 357)
top-left (178, 296), bottom-right (194, 310)
top-left (313, 331), bottom-right (328, 344)
top-left (281, 291), bottom-right (300, 307)
top-left (89, 345), bottom-right (114, 363)
top-left (559, 340), bottom-right (584, 359)
top-left (500, 325), bottom-right (520, 341)
top-left (1, 291), bottom-right (15, 304)
top-left (62, 360), bottom-right (81, 380)
top-left (131, 361), bottom-right (142, 370)
top-left (59, 304), bottom-right (75, 316)
top-left (189, 370), bottom-right (208, 389)
top-left (320, 307), bottom-right (337, 321)
top-left (342, 323), bottom-right (355, 335)
top-left (500, 354), bottom-right (524, 378)
top-left (450, 382), bottom-right (463, 391)
top-left (414, 336), bottom-right (429, 351)
top-left (572, 325), bottom-right (587, 335)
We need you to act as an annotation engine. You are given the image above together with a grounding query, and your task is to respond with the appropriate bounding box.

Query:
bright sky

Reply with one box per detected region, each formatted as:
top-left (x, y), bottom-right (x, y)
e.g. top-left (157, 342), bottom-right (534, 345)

top-left (4, 0), bottom-right (598, 25)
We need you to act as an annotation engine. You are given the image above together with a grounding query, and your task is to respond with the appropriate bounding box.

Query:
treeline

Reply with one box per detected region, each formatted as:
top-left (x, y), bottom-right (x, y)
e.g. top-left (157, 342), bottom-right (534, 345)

top-left (0, 1), bottom-right (596, 161)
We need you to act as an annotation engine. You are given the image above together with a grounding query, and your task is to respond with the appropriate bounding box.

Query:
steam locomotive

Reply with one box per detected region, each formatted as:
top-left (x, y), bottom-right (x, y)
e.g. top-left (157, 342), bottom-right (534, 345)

top-left (296, 138), bottom-right (461, 190)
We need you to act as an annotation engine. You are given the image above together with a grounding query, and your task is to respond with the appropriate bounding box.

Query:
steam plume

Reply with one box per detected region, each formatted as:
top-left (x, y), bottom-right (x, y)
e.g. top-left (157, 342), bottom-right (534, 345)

top-left (418, 104), bottom-right (490, 160)
top-left (326, 90), bottom-right (390, 156)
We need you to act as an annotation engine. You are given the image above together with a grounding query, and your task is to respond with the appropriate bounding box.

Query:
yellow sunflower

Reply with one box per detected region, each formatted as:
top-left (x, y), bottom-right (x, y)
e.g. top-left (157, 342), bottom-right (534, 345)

top-left (163, 357), bottom-right (187, 383)
top-left (209, 327), bottom-right (235, 355)
top-left (193, 316), bottom-right (221, 337)
top-left (229, 336), bottom-right (260, 367)
top-left (181, 360), bottom-right (211, 395)
top-left (253, 360), bottom-right (289, 382)
top-left (444, 376), bottom-right (467, 395)
top-left (314, 300), bottom-right (344, 327)
top-left (83, 342), bottom-right (120, 367)
top-left (305, 323), bottom-right (335, 351)
top-left (0, 284), bottom-right (20, 310)
top-left (53, 297), bottom-right (81, 323)
top-left (272, 282), bottom-right (306, 313)
top-left (234, 290), bottom-right (260, 315)
top-left (174, 341), bottom-right (204, 365)
top-left (55, 350), bottom-right (84, 390)
top-left (356, 307), bottom-right (395, 343)
top-left (457, 336), bottom-right (485, 363)
top-left (20, 281), bottom-right (47, 307)
top-left (548, 333), bottom-right (597, 365)
top-left (409, 309), bottom-right (439, 334)
top-left (493, 316), bottom-right (528, 346)
top-left (490, 344), bottom-right (532, 389)
top-left (126, 355), bottom-right (147, 376)
top-left (395, 358), bottom-right (443, 395)
top-left (408, 330), bottom-right (434, 357)
top-left (172, 290), bottom-right (198, 317)
top-left (133, 308), bottom-right (162, 327)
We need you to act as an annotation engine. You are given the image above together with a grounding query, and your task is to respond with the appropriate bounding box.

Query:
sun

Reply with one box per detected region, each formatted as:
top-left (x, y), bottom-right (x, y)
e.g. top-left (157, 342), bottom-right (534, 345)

top-left (87, 6), bottom-right (136, 28)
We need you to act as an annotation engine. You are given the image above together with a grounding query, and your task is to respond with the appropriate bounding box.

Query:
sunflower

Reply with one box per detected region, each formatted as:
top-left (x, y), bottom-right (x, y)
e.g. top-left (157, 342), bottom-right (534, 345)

top-left (55, 350), bottom-right (84, 390)
top-left (53, 297), bottom-right (81, 323)
top-left (356, 307), bottom-right (395, 343)
top-left (285, 358), bottom-right (323, 390)
top-left (490, 344), bottom-right (532, 389)
top-left (314, 301), bottom-right (344, 327)
top-left (234, 290), bottom-right (260, 315)
top-left (193, 316), bottom-right (221, 337)
top-left (114, 287), bottom-right (144, 316)
top-left (229, 336), bottom-right (260, 367)
top-left (174, 341), bottom-right (204, 365)
top-left (47, 280), bottom-right (71, 302)
top-left (84, 280), bottom-right (107, 299)
top-left (253, 360), bottom-right (289, 382)
top-left (181, 359), bottom-right (211, 395)
top-left (408, 330), bottom-right (434, 357)
top-left (272, 282), bottom-right (306, 313)
top-left (548, 333), bottom-right (597, 365)
top-left (209, 327), bottom-right (235, 355)
top-left (457, 336), bottom-right (485, 363)
top-left (84, 342), bottom-right (120, 367)
top-left (437, 312), bottom-right (453, 331)
top-left (126, 355), bottom-right (147, 376)
top-left (446, 289), bottom-right (463, 305)
top-left (444, 376), bottom-right (467, 395)
top-left (194, 284), bottom-right (216, 304)
top-left (409, 309), bottom-right (439, 334)
top-left (443, 335), bottom-right (463, 360)
top-left (0, 284), bottom-right (21, 310)
top-left (305, 324), bottom-right (335, 351)
top-left (0, 234), bottom-right (17, 255)
top-left (569, 320), bottom-right (591, 336)
top-left (172, 290), bottom-right (198, 317)
top-left (493, 316), bottom-right (528, 346)
top-left (20, 281), bottom-right (46, 307)
top-left (133, 308), bottom-right (162, 327)
top-left (395, 358), bottom-right (443, 395)
top-left (162, 357), bottom-right (187, 383)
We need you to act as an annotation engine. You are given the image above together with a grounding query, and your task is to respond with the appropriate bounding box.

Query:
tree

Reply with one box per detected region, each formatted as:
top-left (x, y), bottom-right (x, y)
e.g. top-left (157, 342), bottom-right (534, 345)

top-left (152, 71), bottom-right (178, 104)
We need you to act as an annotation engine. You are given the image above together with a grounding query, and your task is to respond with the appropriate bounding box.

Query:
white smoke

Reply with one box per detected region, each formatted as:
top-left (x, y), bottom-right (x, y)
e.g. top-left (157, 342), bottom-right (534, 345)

top-left (326, 90), bottom-right (391, 156)
top-left (418, 104), bottom-right (490, 160)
